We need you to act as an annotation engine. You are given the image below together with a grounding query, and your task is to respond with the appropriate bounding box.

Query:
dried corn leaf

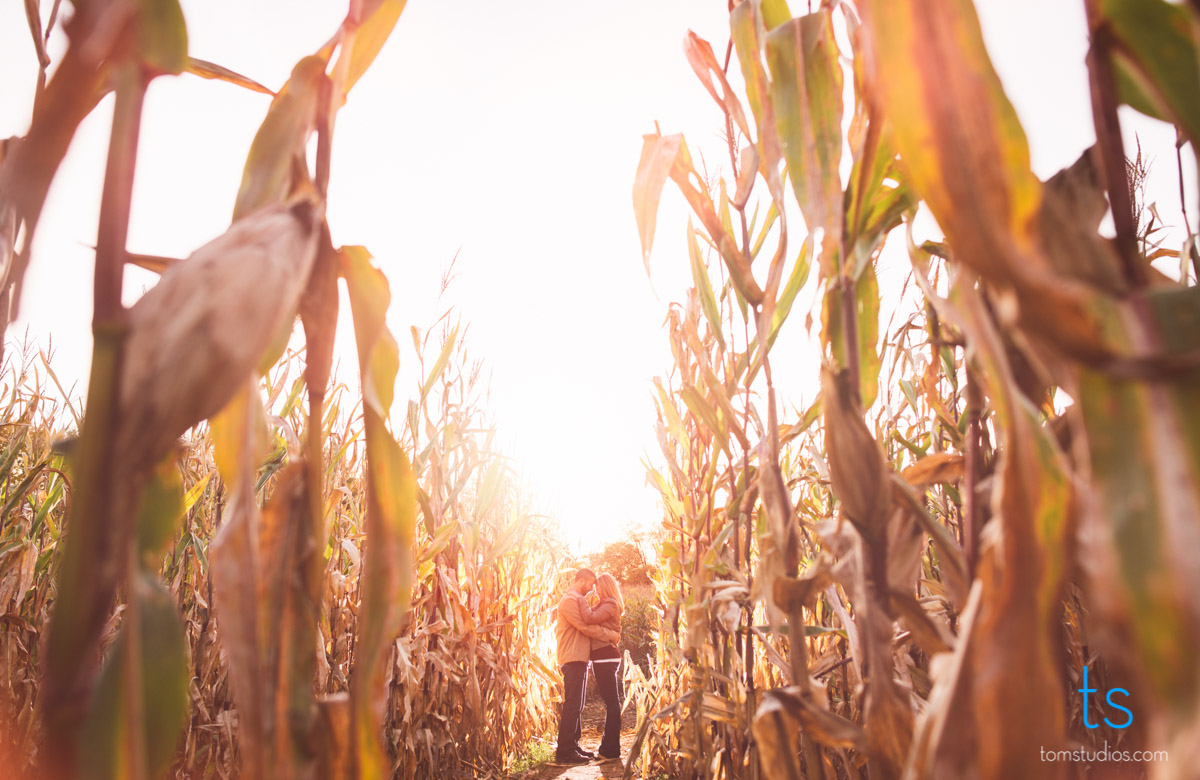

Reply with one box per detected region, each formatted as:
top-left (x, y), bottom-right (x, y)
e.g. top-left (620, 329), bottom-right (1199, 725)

top-left (821, 365), bottom-right (887, 540)
top-left (634, 132), bottom-right (764, 305)
top-left (755, 685), bottom-right (868, 757)
top-left (900, 453), bottom-right (964, 487)
top-left (342, 246), bottom-right (417, 779)
top-left (920, 275), bottom-right (1074, 779)
top-left (210, 383), bottom-right (271, 780)
top-left (300, 225), bottom-right (339, 396)
top-left (684, 32), bottom-right (753, 142)
top-left (0, 18), bottom-right (110, 325)
top-left (186, 57), bottom-right (275, 96)
top-left (772, 559), bottom-right (833, 614)
top-left (858, 0), bottom-right (1119, 362)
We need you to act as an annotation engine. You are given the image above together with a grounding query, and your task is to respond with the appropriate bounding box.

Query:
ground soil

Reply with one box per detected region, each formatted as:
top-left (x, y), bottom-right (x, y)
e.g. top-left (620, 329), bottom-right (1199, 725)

top-left (513, 695), bottom-right (639, 780)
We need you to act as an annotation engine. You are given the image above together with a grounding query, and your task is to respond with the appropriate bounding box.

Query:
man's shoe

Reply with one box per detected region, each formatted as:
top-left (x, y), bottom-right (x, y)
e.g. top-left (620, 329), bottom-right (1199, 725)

top-left (552, 752), bottom-right (589, 766)
top-left (598, 748), bottom-right (621, 760)
top-left (575, 748), bottom-right (596, 759)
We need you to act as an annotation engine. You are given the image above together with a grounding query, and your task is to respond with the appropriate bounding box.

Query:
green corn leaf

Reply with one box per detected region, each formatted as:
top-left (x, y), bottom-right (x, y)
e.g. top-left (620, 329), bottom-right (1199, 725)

top-left (731, 0), bottom-right (772, 146)
top-left (474, 458), bottom-right (506, 522)
top-left (1079, 285), bottom-right (1200, 714)
top-left (767, 233), bottom-right (813, 349)
top-left (749, 200), bottom-right (779, 261)
top-left (233, 56), bottom-right (327, 220)
top-left (136, 455), bottom-right (184, 565)
top-left (688, 219), bottom-right (726, 352)
top-left (821, 261), bottom-right (880, 408)
top-left (761, 0), bottom-right (793, 29)
top-left (766, 10), bottom-right (844, 275)
top-left (79, 574), bottom-right (188, 780)
top-left (135, 0), bottom-right (188, 75)
top-left (420, 323), bottom-right (459, 404)
top-left (680, 383), bottom-right (727, 456)
top-left (1103, 0), bottom-right (1200, 148)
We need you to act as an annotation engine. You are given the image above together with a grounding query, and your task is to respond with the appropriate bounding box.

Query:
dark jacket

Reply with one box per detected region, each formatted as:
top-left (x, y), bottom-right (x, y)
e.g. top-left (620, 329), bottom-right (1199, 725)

top-left (588, 598), bottom-right (622, 652)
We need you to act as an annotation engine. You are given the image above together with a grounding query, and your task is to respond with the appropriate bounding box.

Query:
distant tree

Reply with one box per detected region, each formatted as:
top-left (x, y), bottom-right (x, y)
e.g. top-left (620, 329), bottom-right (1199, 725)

top-left (587, 539), bottom-right (651, 586)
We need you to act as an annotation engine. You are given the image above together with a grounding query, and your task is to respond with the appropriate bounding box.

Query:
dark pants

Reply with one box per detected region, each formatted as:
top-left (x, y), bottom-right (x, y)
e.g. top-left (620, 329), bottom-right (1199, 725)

top-left (593, 660), bottom-right (622, 754)
top-left (557, 661), bottom-right (589, 757)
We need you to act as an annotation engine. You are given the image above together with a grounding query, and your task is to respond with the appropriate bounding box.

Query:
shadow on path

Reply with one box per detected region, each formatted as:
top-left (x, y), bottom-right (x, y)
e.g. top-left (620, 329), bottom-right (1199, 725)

top-left (516, 697), bottom-right (638, 780)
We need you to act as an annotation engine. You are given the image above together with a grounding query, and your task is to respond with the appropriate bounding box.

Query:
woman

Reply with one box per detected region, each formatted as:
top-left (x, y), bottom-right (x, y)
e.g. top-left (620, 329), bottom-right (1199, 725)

top-left (585, 573), bottom-right (625, 760)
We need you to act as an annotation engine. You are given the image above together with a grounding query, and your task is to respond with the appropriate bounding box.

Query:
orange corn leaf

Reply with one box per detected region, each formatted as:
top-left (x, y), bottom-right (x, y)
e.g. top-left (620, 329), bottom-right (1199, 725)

top-left (901, 453), bottom-right (965, 487)
top-left (684, 32), bottom-right (753, 142)
top-left (335, 0), bottom-right (409, 96)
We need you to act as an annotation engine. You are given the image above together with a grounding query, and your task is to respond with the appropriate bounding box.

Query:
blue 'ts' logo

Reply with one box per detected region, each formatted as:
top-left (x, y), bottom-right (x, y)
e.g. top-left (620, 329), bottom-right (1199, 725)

top-left (1078, 665), bottom-right (1133, 729)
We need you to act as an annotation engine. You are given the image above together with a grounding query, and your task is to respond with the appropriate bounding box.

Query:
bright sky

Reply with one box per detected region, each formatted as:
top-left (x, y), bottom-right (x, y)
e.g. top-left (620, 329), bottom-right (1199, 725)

top-left (1, 1), bottom-right (1194, 553)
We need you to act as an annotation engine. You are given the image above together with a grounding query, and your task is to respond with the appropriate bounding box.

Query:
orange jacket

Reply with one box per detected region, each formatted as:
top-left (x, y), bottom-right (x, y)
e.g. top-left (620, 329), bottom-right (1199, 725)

top-left (556, 591), bottom-right (620, 667)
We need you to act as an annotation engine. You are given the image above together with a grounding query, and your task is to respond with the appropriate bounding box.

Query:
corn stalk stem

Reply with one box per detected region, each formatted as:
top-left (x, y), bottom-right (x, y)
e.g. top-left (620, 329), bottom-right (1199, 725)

top-left (41, 60), bottom-right (146, 779)
top-left (100, 65), bottom-right (150, 780)
top-left (94, 66), bottom-right (145, 326)
top-left (963, 362), bottom-right (983, 580)
top-left (315, 75), bottom-right (334, 198)
top-left (1084, 0), bottom-right (1146, 288)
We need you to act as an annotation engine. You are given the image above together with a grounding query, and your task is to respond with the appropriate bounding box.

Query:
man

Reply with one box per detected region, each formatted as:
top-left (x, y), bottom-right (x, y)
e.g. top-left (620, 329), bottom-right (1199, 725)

top-left (555, 567), bottom-right (620, 765)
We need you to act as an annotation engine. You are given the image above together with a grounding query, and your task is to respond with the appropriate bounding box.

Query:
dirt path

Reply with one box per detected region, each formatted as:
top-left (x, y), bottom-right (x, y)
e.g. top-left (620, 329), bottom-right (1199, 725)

top-left (514, 697), bottom-right (639, 780)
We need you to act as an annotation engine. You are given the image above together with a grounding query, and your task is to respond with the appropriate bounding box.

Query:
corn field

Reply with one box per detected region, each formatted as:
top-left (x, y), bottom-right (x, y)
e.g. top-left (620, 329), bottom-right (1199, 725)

top-left (1, 1), bottom-right (567, 778)
top-left (0, 334), bottom-right (565, 778)
top-left (2, 0), bottom-right (1199, 779)
top-left (627, 0), bottom-right (1200, 779)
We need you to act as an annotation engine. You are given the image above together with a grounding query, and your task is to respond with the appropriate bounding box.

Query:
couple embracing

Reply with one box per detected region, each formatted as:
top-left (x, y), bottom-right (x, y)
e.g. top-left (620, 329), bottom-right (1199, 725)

top-left (554, 567), bottom-right (624, 765)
